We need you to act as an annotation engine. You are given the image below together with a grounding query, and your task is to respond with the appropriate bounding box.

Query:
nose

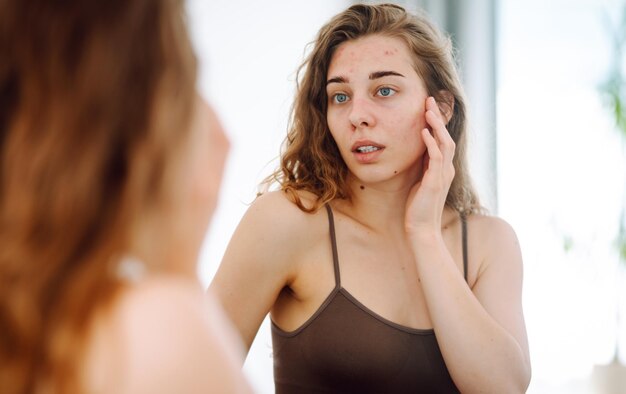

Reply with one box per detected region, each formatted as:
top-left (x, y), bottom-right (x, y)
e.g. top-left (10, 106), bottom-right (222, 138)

top-left (348, 96), bottom-right (376, 130)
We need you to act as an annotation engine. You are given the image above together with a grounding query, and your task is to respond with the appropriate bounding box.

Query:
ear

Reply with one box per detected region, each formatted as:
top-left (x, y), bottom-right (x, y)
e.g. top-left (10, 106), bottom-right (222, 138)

top-left (437, 90), bottom-right (455, 124)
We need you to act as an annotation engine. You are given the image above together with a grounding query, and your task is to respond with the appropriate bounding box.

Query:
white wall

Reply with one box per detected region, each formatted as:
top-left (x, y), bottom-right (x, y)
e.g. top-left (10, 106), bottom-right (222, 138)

top-left (186, 1), bottom-right (349, 392)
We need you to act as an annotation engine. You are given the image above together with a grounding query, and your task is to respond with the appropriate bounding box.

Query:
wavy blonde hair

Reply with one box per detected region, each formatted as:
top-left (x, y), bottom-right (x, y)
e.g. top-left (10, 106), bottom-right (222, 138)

top-left (0, 0), bottom-right (196, 392)
top-left (263, 3), bottom-right (481, 214)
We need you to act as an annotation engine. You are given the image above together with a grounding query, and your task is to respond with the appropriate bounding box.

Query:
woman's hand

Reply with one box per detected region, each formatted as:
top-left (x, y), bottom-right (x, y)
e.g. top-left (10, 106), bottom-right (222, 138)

top-left (404, 96), bottom-right (456, 236)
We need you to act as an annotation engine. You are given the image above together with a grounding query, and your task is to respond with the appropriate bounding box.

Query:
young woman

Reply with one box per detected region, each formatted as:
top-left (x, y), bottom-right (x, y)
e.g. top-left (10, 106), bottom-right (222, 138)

top-left (211, 3), bottom-right (530, 393)
top-left (0, 1), bottom-right (250, 393)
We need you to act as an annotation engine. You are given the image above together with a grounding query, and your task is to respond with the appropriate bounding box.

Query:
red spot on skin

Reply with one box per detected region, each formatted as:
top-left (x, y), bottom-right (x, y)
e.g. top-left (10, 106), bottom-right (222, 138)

top-left (384, 48), bottom-right (399, 55)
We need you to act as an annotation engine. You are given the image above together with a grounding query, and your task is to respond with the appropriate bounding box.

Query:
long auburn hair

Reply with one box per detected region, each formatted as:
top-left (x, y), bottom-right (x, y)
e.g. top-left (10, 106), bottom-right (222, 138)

top-left (0, 0), bottom-right (197, 392)
top-left (263, 3), bottom-right (481, 214)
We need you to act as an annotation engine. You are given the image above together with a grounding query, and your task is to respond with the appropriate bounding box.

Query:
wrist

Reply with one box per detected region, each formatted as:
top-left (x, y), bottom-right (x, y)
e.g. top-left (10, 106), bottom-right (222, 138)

top-left (405, 225), bottom-right (443, 244)
top-left (405, 222), bottom-right (439, 237)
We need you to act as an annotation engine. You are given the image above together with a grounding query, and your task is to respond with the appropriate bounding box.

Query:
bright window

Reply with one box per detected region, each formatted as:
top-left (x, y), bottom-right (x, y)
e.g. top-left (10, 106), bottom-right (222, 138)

top-left (498, 0), bottom-right (626, 391)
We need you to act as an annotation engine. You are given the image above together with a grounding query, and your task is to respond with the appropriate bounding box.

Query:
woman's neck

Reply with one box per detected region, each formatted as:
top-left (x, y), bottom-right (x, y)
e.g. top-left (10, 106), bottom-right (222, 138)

top-left (335, 172), bottom-right (416, 235)
top-left (334, 170), bottom-right (458, 235)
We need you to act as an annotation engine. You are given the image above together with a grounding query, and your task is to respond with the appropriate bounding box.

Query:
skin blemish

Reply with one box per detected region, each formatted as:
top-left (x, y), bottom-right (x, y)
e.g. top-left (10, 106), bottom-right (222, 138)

top-left (384, 48), bottom-right (399, 55)
top-left (394, 170), bottom-right (398, 174)
top-left (360, 185), bottom-right (365, 190)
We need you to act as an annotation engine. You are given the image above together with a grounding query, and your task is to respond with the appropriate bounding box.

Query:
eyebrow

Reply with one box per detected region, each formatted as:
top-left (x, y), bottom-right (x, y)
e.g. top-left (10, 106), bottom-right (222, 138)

top-left (326, 76), bottom-right (347, 85)
top-left (326, 70), bottom-right (405, 85)
top-left (369, 70), bottom-right (405, 80)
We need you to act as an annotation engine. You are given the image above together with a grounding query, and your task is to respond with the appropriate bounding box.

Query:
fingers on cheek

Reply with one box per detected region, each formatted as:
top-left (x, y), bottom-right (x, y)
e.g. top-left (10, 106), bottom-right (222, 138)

top-left (424, 136), bottom-right (443, 161)
top-left (424, 110), bottom-right (435, 127)
top-left (421, 128), bottom-right (435, 147)
top-left (425, 108), bottom-right (443, 127)
top-left (426, 96), bottom-right (438, 112)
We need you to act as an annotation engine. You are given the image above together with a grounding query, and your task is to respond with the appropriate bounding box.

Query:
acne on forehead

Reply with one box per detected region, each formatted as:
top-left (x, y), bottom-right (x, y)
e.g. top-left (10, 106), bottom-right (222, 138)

top-left (328, 35), bottom-right (413, 75)
top-left (384, 48), bottom-right (400, 55)
top-left (332, 44), bottom-right (346, 58)
top-left (336, 38), bottom-right (404, 57)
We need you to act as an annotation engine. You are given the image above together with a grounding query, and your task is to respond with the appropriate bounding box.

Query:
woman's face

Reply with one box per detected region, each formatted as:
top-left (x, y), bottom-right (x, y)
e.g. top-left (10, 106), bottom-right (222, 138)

top-left (187, 97), bottom-right (229, 222)
top-left (149, 96), bottom-right (229, 275)
top-left (326, 34), bottom-right (429, 187)
top-left (179, 97), bottom-right (229, 264)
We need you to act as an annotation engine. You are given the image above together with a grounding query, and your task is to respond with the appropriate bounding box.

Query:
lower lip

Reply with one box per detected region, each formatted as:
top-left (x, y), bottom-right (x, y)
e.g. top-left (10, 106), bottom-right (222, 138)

top-left (353, 148), bottom-right (384, 164)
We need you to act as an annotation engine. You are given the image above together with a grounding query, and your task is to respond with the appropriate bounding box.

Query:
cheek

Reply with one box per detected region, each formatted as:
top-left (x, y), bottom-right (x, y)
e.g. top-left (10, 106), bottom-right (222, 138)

top-left (394, 110), bottom-right (426, 151)
top-left (199, 112), bottom-right (229, 205)
top-left (399, 130), bottom-right (425, 160)
top-left (326, 109), bottom-right (338, 134)
top-left (410, 103), bottom-right (428, 132)
top-left (188, 103), bottom-right (230, 220)
top-left (326, 114), bottom-right (347, 152)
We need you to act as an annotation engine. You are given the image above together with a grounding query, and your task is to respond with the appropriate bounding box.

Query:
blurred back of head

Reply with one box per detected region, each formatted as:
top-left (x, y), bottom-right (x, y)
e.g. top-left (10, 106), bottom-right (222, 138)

top-left (0, 0), bottom-right (197, 391)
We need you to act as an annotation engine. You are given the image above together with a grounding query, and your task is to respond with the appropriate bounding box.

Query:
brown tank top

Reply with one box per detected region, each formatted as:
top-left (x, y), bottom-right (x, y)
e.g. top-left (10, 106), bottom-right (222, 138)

top-left (271, 205), bottom-right (467, 393)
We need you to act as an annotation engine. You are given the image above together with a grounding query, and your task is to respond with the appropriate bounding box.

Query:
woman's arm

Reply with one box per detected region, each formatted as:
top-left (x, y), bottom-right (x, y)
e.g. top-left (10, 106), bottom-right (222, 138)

top-left (409, 217), bottom-right (531, 393)
top-left (209, 191), bottom-right (309, 352)
top-left (405, 97), bottom-right (530, 393)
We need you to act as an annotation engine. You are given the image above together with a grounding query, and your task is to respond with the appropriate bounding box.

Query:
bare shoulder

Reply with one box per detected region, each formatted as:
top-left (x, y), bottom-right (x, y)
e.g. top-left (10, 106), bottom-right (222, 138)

top-left (249, 189), bottom-right (323, 226)
top-left (465, 213), bottom-right (523, 277)
top-left (243, 190), bottom-right (329, 252)
top-left (84, 277), bottom-right (251, 393)
top-left (466, 213), bottom-right (520, 247)
top-left (210, 190), bottom-right (330, 348)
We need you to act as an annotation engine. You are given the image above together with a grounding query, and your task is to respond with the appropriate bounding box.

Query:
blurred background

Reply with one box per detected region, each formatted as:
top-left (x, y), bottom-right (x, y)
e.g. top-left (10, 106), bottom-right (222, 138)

top-left (187, 0), bottom-right (626, 392)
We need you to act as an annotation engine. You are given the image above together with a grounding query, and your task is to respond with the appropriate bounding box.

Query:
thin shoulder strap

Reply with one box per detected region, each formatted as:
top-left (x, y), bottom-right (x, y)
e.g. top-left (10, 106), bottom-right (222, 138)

top-left (325, 204), bottom-right (341, 287)
top-left (461, 212), bottom-right (468, 283)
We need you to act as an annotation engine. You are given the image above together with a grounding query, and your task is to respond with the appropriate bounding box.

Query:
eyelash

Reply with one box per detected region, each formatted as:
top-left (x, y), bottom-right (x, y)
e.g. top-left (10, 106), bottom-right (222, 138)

top-left (330, 86), bottom-right (397, 104)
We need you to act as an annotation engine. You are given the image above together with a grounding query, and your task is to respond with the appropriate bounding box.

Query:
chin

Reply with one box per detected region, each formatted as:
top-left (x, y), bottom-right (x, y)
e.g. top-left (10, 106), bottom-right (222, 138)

top-left (350, 162), bottom-right (420, 186)
top-left (349, 168), bottom-right (394, 185)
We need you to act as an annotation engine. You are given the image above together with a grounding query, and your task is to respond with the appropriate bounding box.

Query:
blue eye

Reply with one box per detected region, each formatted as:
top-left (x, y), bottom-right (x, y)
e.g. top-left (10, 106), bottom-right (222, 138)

top-left (334, 93), bottom-right (348, 103)
top-left (377, 87), bottom-right (396, 97)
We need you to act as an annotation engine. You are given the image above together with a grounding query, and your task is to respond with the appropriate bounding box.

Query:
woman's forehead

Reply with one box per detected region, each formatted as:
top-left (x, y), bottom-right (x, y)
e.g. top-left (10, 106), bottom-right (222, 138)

top-left (327, 35), bottom-right (418, 81)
